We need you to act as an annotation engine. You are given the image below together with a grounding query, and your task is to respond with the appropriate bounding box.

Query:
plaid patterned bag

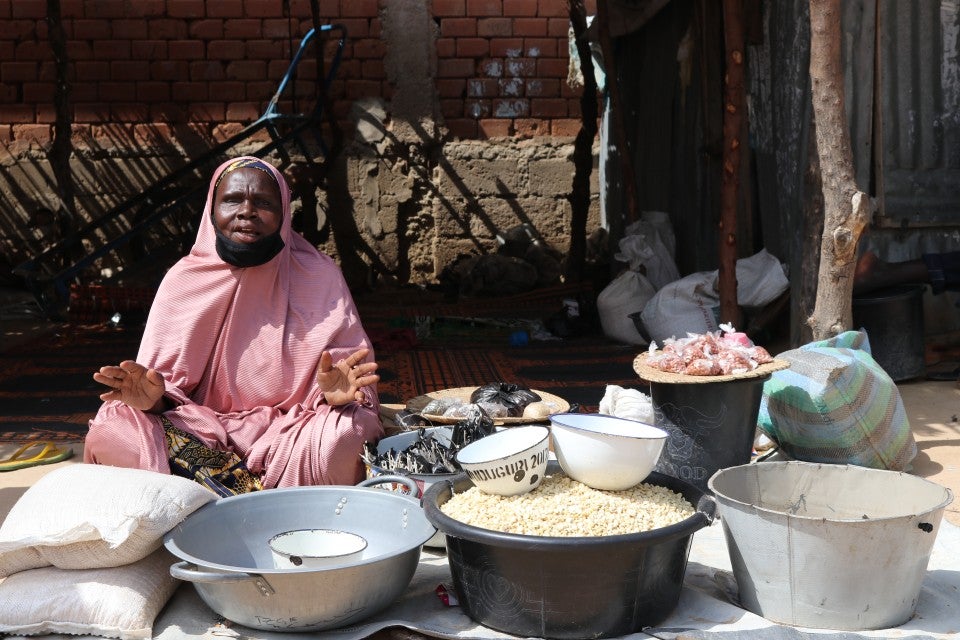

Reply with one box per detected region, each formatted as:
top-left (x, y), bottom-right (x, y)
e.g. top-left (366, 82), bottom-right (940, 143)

top-left (757, 330), bottom-right (917, 471)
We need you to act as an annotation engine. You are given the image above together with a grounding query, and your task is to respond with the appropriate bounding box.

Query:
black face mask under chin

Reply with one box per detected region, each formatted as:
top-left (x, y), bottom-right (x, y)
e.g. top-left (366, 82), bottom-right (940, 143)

top-left (213, 226), bottom-right (285, 268)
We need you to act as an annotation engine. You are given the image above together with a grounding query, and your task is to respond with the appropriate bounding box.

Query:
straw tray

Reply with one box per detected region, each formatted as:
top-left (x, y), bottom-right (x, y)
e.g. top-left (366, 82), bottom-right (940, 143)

top-left (633, 353), bottom-right (790, 384)
top-left (406, 386), bottom-right (570, 424)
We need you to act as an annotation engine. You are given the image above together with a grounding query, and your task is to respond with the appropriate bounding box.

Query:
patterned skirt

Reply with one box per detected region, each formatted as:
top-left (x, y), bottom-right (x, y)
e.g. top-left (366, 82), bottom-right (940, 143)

top-left (162, 416), bottom-right (263, 497)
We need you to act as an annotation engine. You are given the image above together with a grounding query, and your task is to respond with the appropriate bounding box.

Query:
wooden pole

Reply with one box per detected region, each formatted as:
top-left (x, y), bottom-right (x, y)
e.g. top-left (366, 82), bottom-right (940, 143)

top-left (719, 0), bottom-right (745, 328)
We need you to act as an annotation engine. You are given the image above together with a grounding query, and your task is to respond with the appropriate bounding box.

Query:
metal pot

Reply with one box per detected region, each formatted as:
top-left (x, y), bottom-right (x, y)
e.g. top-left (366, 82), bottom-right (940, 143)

top-left (163, 476), bottom-right (435, 632)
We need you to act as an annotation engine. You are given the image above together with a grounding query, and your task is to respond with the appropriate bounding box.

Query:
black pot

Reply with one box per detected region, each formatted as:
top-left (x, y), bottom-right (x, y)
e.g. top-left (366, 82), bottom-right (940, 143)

top-left (422, 471), bottom-right (715, 639)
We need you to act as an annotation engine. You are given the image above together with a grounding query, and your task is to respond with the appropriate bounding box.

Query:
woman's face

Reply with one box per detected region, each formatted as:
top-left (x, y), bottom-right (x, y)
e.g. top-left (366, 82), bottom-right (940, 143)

top-left (212, 167), bottom-right (282, 243)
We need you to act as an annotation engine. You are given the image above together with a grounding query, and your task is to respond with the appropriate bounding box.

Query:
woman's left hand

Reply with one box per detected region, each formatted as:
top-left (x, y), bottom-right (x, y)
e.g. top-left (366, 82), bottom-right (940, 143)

top-left (316, 348), bottom-right (379, 407)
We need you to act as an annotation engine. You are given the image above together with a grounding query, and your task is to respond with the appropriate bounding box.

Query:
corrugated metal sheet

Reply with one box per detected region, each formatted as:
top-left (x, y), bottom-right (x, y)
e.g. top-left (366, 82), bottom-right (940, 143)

top-left (877, 0), bottom-right (960, 225)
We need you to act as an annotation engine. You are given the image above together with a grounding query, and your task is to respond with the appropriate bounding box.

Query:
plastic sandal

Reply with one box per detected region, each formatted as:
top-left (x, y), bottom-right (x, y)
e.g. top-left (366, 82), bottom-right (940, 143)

top-left (0, 441), bottom-right (74, 472)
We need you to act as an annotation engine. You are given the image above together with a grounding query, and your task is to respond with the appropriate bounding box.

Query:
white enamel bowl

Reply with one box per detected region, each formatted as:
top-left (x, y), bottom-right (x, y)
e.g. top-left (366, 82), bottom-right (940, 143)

top-left (455, 425), bottom-right (550, 496)
top-left (269, 528), bottom-right (368, 569)
top-left (549, 413), bottom-right (668, 491)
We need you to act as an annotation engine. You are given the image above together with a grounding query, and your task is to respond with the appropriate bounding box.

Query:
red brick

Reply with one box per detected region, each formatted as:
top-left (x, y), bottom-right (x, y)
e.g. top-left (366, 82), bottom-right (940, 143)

top-left (477, 18), bottom-right (511, 37)
top-left (247, 39), bottom-right (286, 59)
top-left (499, 77), bottom-right (524, 96)
top-left (213, 121), bottom-right (245, 141)
top-left (361, 59), bottom-right (384, 79)
top-left (137, 82), bottom-right (170, 102)
top-left (537, 0), bottom-right (568, 18)
top-left (547, 17), bottom-right (568, 37)
top-left (550, 118), bottom-right (581, 137)
top-left (504, 0), bottom-right (537, 17)
top-left (441, 18), bottom-right (477, 38)
top-left (150, 102), bottom-right (189, 121)
top-left (344, 78), bottom-right (380, 99)
top-left (245, 0), bottom-right (284, 18)
top-left (437, 78), bottom-right (465, 98)
top-left (190, 61), bottom-right (226, 81)
top-left (513, 17), bottom-right (547, 37)
top-left (14, 40), bottom-right (52, 61)
top-left (224, 19), bottom-right (263, 39)
top-left (126, 1), bottom-right (167, 18)
top-left (530, 97), bottom-right (566, 117)
top-left (436, 37), bottom-right (456, 58)
top-left (478, 118), bottom-right (511, 138)
top-left (93, 41), bottom-right (131, 60)
top-left (445, 118), bottom-right (478, 139)
top-left (73, 103), bottom-right (111, 123)
top-left (525, 77), bottom-right (559, 97)
top-left (71, 82), bottom-right (98, 102)
top-left (490, 37), bottom-right (523, 58)
top-left (11, 0), bottom-right (45, 19)
top-left (433, 0), bottom-right (465, 17)
top-left (0, 81), bottom-right (15, 102)
top-left (1, 62), bottom-right (38, 82)
top-left (110, 60), bottom-right (150, 81)
top-left (167, 0), bottom-right (206, 17)
top-left (75, 61), bottom-right (111, 81)
top-left (66, 41), bottom-right (93, 61)
top-left (98, 82), bottom-right (137, 101)
top-left (456, 37), bottom-right (489, 58)
top-left (148, 19), bottom-right (188, 39)
top-left (0, 1), bottom-right (9, 19)
top-left (169, 40), bottom-right (205, 59)
top-left (0, 125), bottom-right (10, 143)
top-left (504, 58), bottom-right (536, 77)
top-left (478, 58), bottom-right (504, 77)
top-left (246, 80), bottom-right (274, 99)
top-left (73, 19), bottom-right (112, 40)
top-left (188, 102), bottom-right (227, 122)
top-left (260, 20), bottom-right (291, 39)
top-left (131, 41), bottom-right (168, 60)
top-left (225, 60), bottom-right (267, 80)
top-left (225, 102), bottom-right (261, 121)
top-left (437, 58), bottom-right (475, 78)
top-left (342, 0), bottom-right (378, 17)
top-left (267, 59), bottom-right (290, 80)
top-left (353, 38), bottom-right (385, 59)
top-left (0, 19), bottom-right (35, 39)
top-left (537, 57), bottom-right (567, 78)
top-left (467, 0), bottom-right (501, 16)
top-left (514, 118), bottom-right (548, 137)
top-left (524, 37), bottom-right (557, 57)
top-left (440, 98), bottom-right (464, 118)
top-left (583, 0), bottom-right (597, 13)
top-left (112, 19), bottom-right (149, 39)
top-left (0, 105), bottom-right (35, 123)
top-left (567, 97), bottom-right (581, 117)
top-left (13, 124), bottom-right (51, 143)
top-left (467, 78), bottom-right (498, 97)
top-left (189, 19), bottom-right (225, 39)
top-left (492, 97), bottom-right (529, 117)
top-left (150, 60), bottom-right (189, 81)
top-left (208, 40), bottom-right (246, 59)
top-left (464, 99), bottom-right (490, 118)
top-left (216, 81), bottom-right (247, 101)
top-left (206, 0), bottom-right (244, 18)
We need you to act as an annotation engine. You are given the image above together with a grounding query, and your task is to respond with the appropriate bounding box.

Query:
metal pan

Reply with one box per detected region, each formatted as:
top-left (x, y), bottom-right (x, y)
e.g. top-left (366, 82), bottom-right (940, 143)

top-left (163, 476), bottom-right (435, 632)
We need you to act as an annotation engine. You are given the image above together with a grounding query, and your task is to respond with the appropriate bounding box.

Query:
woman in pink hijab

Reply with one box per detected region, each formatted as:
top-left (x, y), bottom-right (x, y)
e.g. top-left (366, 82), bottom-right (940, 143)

top-left (85, 157), bottom-right (383, 492)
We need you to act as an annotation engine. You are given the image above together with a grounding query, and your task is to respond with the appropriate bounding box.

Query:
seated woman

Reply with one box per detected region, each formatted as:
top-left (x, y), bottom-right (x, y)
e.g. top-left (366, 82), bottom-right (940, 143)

top-left (85, 157), bottom-right (382, 493)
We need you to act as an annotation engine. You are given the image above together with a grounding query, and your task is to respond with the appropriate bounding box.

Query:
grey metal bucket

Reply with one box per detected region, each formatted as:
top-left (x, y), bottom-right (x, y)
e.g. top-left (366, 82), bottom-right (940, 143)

top-left (852, 284), bottom-right (925, 381)
top-left (708, 461), bottom-right (953, 630)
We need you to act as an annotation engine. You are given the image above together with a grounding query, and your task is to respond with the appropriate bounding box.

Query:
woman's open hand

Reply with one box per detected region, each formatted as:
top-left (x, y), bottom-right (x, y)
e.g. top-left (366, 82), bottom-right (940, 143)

top-left (316, 348), bottom-right (379, 407)
top-left (93, 360), bottom-right (166, 412)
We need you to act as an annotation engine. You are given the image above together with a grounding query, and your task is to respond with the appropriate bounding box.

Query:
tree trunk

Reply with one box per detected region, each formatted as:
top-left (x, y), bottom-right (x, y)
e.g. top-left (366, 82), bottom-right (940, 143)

top-left (719, 0), bottom-right (745, 328)
top-left (807, 0), bottom-right (872, 340)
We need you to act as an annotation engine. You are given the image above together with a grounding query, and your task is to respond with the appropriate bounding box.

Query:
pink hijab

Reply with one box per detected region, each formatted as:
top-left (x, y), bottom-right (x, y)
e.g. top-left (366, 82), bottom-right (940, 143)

top-left (137, 156), bottom-right (377, 415)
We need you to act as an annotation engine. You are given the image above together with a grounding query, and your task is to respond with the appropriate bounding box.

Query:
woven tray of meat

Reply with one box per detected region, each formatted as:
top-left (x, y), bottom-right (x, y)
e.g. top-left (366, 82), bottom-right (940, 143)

top-left (633, 325), bottom-right (789, 384)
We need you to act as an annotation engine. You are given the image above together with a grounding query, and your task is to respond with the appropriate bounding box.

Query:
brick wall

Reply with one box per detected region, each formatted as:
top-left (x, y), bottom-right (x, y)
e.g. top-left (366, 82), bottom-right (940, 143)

top-left (0, 0), bottom-right (596, 150)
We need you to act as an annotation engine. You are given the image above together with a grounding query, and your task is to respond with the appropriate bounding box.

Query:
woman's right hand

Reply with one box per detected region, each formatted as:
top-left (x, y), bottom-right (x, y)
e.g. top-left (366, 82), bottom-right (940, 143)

top-left (93, 360), bottom-right (166, 413)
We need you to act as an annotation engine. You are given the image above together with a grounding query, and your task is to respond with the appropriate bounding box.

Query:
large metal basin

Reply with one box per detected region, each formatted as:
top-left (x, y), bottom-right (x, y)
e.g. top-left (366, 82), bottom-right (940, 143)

top-left (163, 477), bottom-right (435, 632)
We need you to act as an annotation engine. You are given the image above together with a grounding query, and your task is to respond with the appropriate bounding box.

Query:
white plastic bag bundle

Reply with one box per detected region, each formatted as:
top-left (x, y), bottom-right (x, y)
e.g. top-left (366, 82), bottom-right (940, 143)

top-left (597, 269), bottom-right (656, 345)
top-left (599, 385), bottom-right (655, 424)
top-left (639, 249), bottom-right (790, 344)
top-left (618, 215), bottom-right (680, 290)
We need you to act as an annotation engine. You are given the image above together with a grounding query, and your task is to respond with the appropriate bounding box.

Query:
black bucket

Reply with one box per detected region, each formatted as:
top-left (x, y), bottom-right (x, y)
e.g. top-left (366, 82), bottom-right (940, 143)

top-left (650, 375), bottom-right (769, 494)
top-left (422, 472), bottom-right (715, 639)
top-left (852, 284), bottom-right (925, 381)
